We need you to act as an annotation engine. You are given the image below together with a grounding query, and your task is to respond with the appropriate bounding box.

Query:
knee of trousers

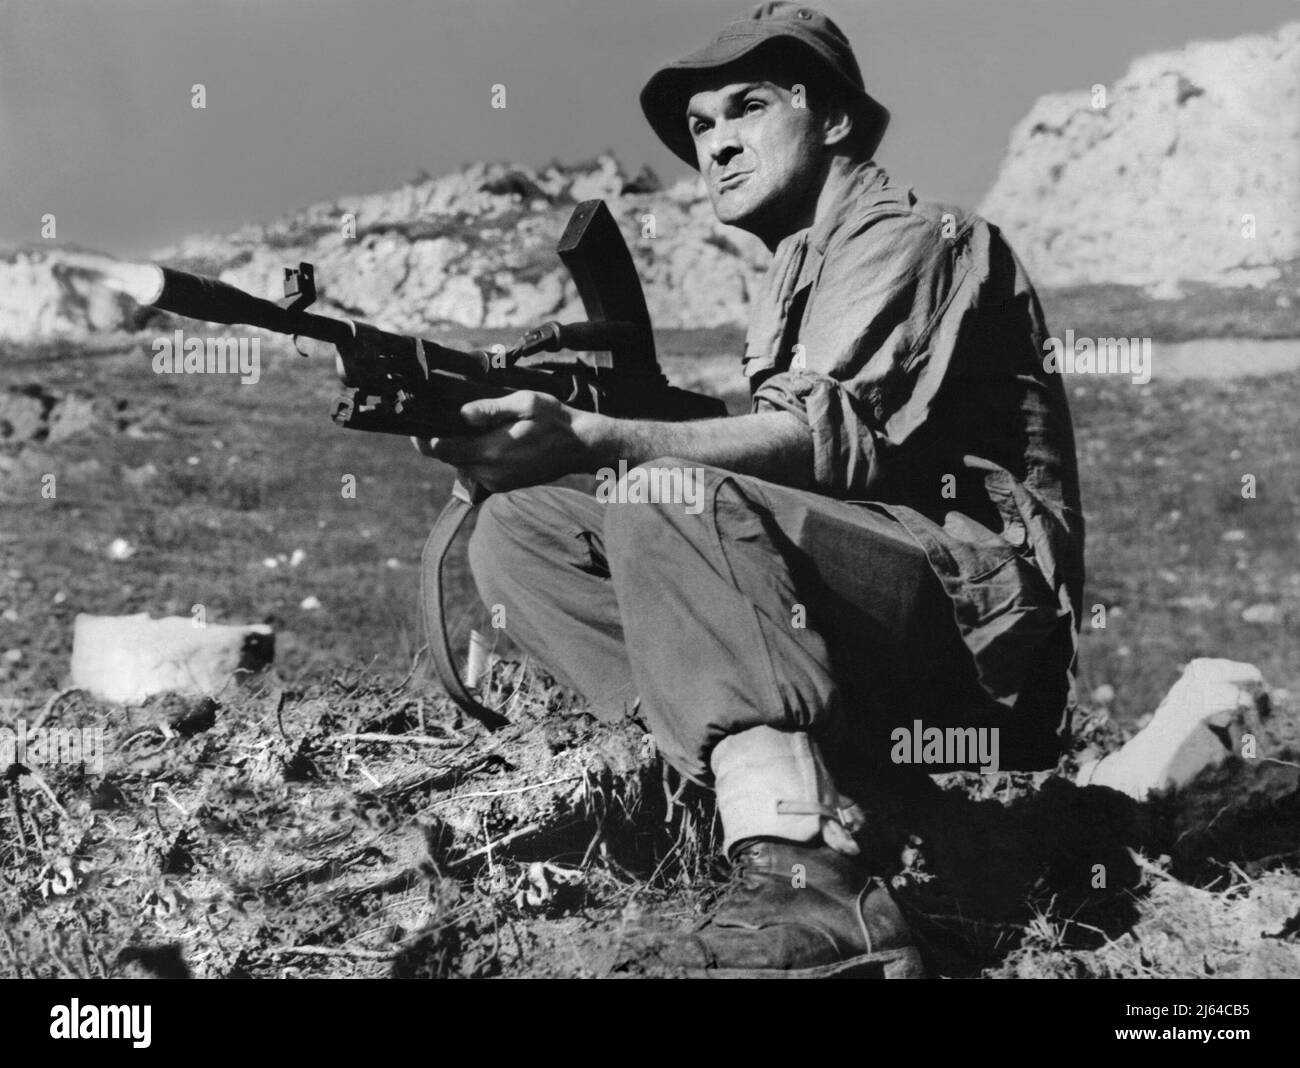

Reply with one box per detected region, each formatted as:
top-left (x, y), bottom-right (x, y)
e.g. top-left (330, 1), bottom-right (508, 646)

top-left (465, 487), bottom-right (571, 603)
top-left (600, 456), bottom-right (719, 553)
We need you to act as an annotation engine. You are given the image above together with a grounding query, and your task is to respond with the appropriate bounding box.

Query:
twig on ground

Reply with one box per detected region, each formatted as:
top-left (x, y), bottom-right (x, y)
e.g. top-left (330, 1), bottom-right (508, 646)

top-left (30, 688), bottom-right (81, 732)
top-left (644, 838), bottom-right (683, 890)
top-left (273, 689), bottom-right (292, 746)
top-left (432, 773), bottom-right (584, 807)
top-left (120, 726), bottom-right (167, 749)
top-left (355, 753), bottom-right (491, 802)
top-left (149, 782), bottom-right (190, 819)
top-left (1125, 847), bottom-right (1177, 883)
top-left (341, 753), bottom-right (383, 789)
top-left (9, 786), bottom-right (30, 861)
top-left (258, 839), bottom-right (388, 894)
top-left (580, 820), bottom-right (606, 868)
top-left (386, 647), bottom-right (426, 696)
top-left (448, 822), bottom-right (543, 869)
top-left (300, 866), bottom-right (418, 908)
top-left (264, 945), bottom-right (396, 962)
top-left (335, 732), bottom-right (460, 748)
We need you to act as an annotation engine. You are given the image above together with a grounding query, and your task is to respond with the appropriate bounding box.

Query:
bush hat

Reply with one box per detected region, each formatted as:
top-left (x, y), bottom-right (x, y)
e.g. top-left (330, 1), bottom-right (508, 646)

top-left (640, 2), bottom-right (890, 169)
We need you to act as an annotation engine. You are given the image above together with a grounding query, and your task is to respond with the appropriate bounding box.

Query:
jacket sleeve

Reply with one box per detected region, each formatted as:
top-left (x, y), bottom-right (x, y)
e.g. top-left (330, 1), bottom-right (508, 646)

top-left (751, 209), bottom-right (983, 498)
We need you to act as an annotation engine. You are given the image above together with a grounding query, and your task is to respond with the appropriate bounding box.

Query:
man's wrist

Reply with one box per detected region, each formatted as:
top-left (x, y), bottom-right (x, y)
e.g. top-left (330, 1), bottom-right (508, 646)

top-left (571, 410), bottom-right (624, 473)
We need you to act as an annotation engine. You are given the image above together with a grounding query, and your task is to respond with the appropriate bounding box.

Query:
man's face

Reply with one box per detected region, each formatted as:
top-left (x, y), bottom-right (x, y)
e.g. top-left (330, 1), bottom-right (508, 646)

top-left (686, 70), bottom-right (828, 242)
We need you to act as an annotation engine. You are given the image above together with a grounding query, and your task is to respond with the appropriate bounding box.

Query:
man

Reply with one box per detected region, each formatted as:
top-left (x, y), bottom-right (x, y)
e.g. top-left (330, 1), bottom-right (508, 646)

top-left (417, 2), bottom-right (1084, 978)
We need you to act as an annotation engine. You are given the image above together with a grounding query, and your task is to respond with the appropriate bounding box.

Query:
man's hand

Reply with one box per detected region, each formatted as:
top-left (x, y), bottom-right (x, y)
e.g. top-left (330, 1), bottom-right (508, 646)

top-left (414, 392), bottom-right (816, 494)
top-left (411, 390), bottom-right (597, 492)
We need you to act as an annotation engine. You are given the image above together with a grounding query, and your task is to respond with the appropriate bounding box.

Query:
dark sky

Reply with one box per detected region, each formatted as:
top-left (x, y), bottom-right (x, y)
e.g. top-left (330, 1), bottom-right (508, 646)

top-left (1, 0), bottom-right (1294, 255)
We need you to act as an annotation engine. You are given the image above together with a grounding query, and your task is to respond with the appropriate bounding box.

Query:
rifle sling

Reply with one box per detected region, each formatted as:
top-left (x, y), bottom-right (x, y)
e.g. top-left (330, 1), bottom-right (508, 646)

top-left (419, 489), bottom-right (510, 731)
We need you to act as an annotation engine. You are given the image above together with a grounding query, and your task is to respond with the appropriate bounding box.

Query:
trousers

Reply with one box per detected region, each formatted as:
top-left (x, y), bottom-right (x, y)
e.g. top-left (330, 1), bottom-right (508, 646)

top-left (455, 458), bottom-right (1068, 786)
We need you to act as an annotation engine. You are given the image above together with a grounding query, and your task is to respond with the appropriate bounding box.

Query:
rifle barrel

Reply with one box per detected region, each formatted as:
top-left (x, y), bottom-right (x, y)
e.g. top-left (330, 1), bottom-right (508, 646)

top-left (153, 266), bottom-right (353, 346)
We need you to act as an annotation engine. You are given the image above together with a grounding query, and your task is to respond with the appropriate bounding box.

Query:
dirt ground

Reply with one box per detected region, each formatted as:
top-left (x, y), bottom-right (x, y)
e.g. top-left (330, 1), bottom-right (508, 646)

top-left (2, 329), bottom-right (1299, 978)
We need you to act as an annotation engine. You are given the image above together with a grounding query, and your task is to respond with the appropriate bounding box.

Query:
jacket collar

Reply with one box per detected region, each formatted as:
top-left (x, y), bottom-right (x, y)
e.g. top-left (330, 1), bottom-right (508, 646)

top-left (768, 159), bottom-right (891, 282)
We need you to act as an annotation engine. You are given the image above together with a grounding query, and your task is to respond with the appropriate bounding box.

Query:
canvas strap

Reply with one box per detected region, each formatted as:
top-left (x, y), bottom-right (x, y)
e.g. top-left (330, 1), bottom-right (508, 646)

top-left (419, 478), bottom-right (509, 731)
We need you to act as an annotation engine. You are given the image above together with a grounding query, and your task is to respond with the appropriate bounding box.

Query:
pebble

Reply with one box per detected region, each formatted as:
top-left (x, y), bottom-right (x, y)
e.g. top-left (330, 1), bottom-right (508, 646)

top-left (1242, 603), bottom-right (1284, 625)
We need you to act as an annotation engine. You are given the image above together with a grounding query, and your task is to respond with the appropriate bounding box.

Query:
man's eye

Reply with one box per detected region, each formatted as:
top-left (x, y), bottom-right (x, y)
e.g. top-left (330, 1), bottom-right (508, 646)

top-left (690, 120), bottom-right (709, 137)
top-left (744, 99), bottom-right (765, 114)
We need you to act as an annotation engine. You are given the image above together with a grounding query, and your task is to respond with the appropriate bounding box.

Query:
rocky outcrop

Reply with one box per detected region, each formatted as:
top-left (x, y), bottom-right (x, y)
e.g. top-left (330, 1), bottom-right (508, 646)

top-left (0, 154), bottom-right (766, 344)
top-left (980, 21), bottom-right (1300, 292)
top-left (0, 248), bottom-right (148, 342)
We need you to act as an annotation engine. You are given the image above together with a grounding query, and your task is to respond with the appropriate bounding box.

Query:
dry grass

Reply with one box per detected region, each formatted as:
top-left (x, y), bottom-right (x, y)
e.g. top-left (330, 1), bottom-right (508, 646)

top-left (0, 659), bottom-right (724, 979)
top-left (2, 656), bottom-right (1297, 978)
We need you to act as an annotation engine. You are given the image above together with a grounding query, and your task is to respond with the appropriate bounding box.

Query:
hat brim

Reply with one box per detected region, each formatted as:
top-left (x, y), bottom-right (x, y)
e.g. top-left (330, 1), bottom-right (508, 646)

top-left (640, 36), bottom-right (889, 170)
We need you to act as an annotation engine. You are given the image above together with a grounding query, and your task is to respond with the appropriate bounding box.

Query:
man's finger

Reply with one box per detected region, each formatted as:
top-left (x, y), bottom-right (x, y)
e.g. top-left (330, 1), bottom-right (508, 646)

top-left (460, 392), bottom-right (538, 429)
top-left (411, 436), bottom-right (481, 464)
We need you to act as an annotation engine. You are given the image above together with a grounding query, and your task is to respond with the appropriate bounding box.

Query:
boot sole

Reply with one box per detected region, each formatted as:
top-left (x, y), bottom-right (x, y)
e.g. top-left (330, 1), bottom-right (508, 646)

top-left (687, 945), bottom-right (925, 979)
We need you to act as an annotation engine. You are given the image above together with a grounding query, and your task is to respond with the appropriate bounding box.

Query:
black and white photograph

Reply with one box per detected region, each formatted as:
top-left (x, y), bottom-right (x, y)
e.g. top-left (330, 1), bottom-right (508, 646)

top-left (1, 0), bottom-right (1297, 1017)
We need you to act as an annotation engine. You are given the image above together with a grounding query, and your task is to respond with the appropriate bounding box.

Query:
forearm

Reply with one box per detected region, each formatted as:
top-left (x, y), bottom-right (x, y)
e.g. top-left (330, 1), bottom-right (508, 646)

top-left (577, 410), bottom-right (815, 491)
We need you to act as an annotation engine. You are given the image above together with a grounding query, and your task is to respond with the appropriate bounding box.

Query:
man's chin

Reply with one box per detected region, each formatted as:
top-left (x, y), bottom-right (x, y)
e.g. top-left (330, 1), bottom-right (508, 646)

top-left (710, 194), bottom-right (764, 233)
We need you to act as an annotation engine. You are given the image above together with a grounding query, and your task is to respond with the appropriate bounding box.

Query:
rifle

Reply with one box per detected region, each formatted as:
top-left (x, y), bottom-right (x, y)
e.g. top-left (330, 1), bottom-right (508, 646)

top-left (90, 199), bottom-right (726, 729)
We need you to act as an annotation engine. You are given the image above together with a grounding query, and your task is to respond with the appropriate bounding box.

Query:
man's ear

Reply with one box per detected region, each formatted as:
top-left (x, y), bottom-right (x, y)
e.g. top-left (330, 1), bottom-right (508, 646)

top-left (820, 98), bottom-right (855, 149)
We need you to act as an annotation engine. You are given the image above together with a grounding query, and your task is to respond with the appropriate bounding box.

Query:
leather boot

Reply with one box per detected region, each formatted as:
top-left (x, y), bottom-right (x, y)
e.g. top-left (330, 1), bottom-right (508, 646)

top-left (626, 725), bottom-right (925, 978)
top-left (641, 836), bottom-right (924, 978)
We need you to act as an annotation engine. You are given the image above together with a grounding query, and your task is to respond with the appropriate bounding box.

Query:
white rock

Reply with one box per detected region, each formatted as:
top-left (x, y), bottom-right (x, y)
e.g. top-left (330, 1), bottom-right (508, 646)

top-left (1076, 658), bottom-right (1267, 800)
top-left (1242, 603), bottom-right (1284, 624)
top-left (300, 595), bottom-right (322, 611)
top-left (107, 538), bottom-right (135, 561)
top-left (981, 22), bottom-right (1300, 288)
top-left (69, 612), bottom-right (274, 704)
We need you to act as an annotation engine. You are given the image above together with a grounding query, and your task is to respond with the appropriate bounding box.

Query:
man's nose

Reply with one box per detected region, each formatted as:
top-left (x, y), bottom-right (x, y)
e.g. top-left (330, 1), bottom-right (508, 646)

top-left (703, 118), bottom-right (743, 164)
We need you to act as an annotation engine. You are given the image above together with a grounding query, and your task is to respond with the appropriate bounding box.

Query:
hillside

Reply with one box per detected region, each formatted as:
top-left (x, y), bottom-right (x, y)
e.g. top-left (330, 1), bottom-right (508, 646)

top-left (981, 21), bottom-right (1300, 296)
top-left (0, 156), bottom-right (767, 343)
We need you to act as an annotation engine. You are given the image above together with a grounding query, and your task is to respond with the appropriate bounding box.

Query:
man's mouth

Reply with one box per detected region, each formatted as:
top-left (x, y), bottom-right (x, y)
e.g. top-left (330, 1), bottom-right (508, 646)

top-left (716, 171), bottom-right (750, 192)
